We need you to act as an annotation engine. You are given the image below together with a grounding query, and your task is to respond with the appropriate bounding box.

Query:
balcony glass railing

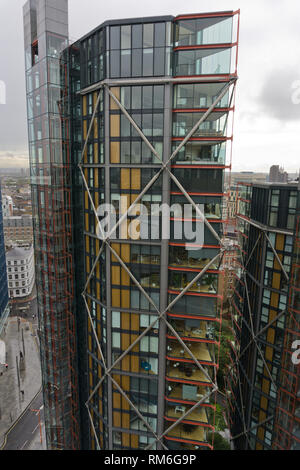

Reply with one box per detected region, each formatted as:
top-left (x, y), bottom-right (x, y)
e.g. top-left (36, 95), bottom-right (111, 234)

top-left (174, 17), bottom-right (233, 48)
top-left (174, 83), bottom-right (230, 109)
top-left (172, 141), bottom-right (226, 165)
top-left (173, 112), bottom-right (228, 138)
top-left (173, 48), bottom-right (232, 76)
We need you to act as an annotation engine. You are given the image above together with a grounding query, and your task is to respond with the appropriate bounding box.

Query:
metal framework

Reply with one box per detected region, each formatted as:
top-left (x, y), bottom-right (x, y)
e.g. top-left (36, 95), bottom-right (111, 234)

top-left (225, 182), bottom-right (299, 450)
top-left (79, 75), bottom-right (238, 449)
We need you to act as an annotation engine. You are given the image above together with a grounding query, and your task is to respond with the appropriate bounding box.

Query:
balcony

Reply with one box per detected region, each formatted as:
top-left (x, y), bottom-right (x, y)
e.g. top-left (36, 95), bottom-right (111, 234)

top-left (166, 362), bottom-right (212, 385)
top-left (169, 272), bottom-right (218, 295)
top-left (165, 403), bottom-right (209, 425)
top-left (166, 340), bottom-right (214, 364)
top-left (172, 141), bottom-right (226, 166)
top-left (166, 382), bottom-right (211, 404)
top-left (168, 319), bottom-right (216, 342)
top-left (165, 422), bottom-right (208, 445)
top-left (169, 246), bottom-right (220, 270)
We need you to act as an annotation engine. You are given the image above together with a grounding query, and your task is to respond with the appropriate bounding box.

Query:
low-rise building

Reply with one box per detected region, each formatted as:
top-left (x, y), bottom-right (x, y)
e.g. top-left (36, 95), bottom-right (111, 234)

top-left (2, 195), bottom-right (13, 217)
top-left (3, 215), bottom-right (33, 244)
top-left (6, 245), bottom-right (35, 298)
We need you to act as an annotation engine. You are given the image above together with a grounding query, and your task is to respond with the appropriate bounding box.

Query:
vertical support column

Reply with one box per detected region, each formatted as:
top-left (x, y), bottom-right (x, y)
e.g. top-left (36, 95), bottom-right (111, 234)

top-left (246, 229), bottom-right (266, 445)
top-left (156, 82), bottom-right (172, 448)
top-left (104, 85), bottom-right (113, 449)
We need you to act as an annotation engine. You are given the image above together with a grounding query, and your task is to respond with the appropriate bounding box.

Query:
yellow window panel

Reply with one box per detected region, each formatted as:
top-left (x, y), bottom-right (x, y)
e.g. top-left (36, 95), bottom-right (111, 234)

top-left (94, 143), bottom-right (98, 164)
top-left (110, 87), bottom-right (120, 110)
top-left (266, 328), bottom-right (275, 344)
top-left (270, 292), bottom-right (279, 308)
top-left (122, 413), bottom-right (130, 429)
top-left (121, 168), bottom-right (130, 189)
top-left (111, 243), bottom-right (120, 262)
top-left (94, 117), bottom-right (98, 139)
top-left (121, 268), bottom-right (130, 286)
top-left (262, 377), bottom-right (270, 394)
top-left (272, 272), bottom-right (281, 289)
top-left (110, 114), bottom-right (120, 137)
top-left (275, 234), bottom-right (284, 251)
top-left (112, 289), bottom-right (121, 307)
top-left (121, 395), bottom-right (130, 411)
top-left (83, 120), bottom-right (87, 139)
top-left (85, 235), bottom-right (89, 253)
top-left (113, 411), bottom-right (121, 427)
top-left (121, 313), bottom-right (131, 330)
top-left (122, 433), bottom-right (131, 447)
top-left (131, 313), bottom-right (139, 331)
top-left (121, 289), bottom-right (130, 308)
top-left (131, 169), bottom-right (141, 190)
top-left (260, 396), bottom-right (268, 410)
top-left (112, 266), bottom-right (121, 285)
top-left (113, 392), bottom-right (121, 409)
top-left (83, 95), bottom-right (87, 116)
top-left (110, 141), bottom-right (120, 163)
top-left (121, 243), bottom-right (130, 263)
top-left (131, 355), bottom-right (139, 373)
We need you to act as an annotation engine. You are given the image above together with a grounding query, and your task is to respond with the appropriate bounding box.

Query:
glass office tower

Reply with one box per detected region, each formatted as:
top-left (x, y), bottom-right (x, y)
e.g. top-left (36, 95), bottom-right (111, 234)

top-left (24, 1), bottom-right (240, 450)
top-left (23, 0), bottom-right (82, 450)
top-left (227, 182), bottom-right (300, 450)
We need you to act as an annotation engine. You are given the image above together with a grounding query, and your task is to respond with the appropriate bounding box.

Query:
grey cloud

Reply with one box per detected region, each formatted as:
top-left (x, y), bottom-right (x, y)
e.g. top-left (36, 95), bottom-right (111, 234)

top-left (258, 68), bottom-right (300, 122)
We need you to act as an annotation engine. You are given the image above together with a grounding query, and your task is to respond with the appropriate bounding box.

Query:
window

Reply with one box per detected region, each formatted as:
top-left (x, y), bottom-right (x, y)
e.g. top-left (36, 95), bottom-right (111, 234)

top-left (112, 332), bottom-right (121, 349)
top-left (112, 311), bottom-right (121, 328)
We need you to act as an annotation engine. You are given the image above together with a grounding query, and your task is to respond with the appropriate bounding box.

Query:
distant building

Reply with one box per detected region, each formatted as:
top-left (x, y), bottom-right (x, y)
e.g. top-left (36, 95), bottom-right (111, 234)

top-left (227, 182), bottom-right (300, 450)
top-left (269, 165), bottom-right (288, 183)
top-left (6, 245), bottom-right (35, 298)
top-left (3, 215), bottom-right (33, 244)
top-left (2, 195), bottom-right (13, 217)
top-left (230, 172), bottom-right (267, 186)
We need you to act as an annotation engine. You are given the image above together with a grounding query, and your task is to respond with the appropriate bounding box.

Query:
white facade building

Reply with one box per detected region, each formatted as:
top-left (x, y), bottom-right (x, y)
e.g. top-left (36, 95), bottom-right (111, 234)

top-left (2, 195), bottom-right (13, 217)
top-left (6, 245), bottom-right (35, 298)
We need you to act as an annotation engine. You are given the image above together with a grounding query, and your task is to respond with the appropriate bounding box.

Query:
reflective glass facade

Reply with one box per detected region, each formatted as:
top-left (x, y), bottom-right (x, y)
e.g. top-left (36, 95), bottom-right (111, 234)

top-left (23, 0), bottom-right (82, 450)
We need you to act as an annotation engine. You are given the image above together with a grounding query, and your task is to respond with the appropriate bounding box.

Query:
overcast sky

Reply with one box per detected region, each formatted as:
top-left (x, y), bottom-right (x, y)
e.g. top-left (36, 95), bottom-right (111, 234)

top-left (0, 0), bottom-right (299, 172)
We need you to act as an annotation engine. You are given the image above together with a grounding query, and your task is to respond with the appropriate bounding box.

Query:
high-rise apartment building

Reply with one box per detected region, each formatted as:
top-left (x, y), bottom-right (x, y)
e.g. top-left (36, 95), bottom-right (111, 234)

top-left (23, 0), bottom-right (240, 450)
top-left (226, 182), bottom-right (300, 450)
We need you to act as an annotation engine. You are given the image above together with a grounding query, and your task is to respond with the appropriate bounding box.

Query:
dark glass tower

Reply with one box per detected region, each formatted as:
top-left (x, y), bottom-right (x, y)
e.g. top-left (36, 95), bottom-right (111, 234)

top-left (226, 182), bottom-right (300, 450)
top-left (23, 0), bottom-right (82, 450)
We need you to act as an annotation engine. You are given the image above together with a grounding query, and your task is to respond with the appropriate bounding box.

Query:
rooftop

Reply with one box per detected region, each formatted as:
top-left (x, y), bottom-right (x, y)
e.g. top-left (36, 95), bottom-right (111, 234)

top-left (6, 245), bottom-right (33, 260)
